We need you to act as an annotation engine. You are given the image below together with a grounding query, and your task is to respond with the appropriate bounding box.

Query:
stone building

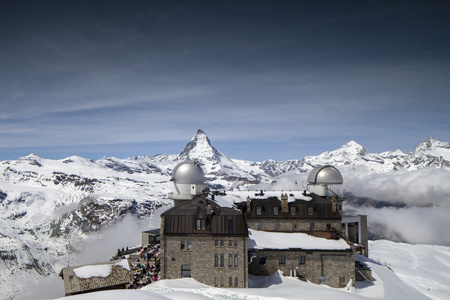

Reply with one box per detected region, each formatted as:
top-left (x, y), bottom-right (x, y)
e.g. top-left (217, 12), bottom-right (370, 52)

top-left (234, 193), bottom-right (342, 237)
top-left (231, 165), bottom-right (357, 287)
top-left (159, 196), bottom-right (249, 287)
top-left (59, 259), bottom-right (133, 296)
top-left (247, 229), bottom-right (354, 287)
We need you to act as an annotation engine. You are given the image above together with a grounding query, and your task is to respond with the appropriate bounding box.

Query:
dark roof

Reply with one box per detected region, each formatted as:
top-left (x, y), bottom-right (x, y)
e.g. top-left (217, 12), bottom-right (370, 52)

top-left (235, 194), bottom-right (342, 220)
top-left (162, 195), bottom-right (242, 217)
top-left (162, 195), bottom-right (248, 236)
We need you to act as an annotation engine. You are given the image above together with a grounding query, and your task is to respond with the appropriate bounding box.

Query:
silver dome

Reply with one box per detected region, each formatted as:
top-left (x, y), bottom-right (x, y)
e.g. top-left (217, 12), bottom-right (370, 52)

top-left (307, 165), bottom-right (343, 185)
top-left (171, 160), bottom-right (205, 184)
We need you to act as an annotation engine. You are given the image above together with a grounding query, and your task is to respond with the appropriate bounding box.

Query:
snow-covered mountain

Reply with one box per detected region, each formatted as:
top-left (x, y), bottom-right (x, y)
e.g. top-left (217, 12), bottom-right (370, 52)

top-left (1, 130), bottom-right (449, 300)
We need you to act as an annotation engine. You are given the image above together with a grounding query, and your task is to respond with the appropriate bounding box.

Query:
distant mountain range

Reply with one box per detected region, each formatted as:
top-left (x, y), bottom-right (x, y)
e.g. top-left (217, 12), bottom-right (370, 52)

top-left (0, 129), bottom-right (449, 299)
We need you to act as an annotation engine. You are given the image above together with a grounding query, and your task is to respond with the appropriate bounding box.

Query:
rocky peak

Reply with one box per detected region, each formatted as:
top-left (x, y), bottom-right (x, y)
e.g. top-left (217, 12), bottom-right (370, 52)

top-left (339, 140), bottom-right (368, 156)
top-left (414, 137), bottom-right (449, 153)
top-left (178, 129), bottom-right (222, 162)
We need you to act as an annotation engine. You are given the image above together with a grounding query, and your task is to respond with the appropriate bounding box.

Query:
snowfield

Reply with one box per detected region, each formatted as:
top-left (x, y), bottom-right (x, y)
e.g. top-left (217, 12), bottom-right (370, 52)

top-left (50, 241), bottom-right (445, 300)
top-left (44, 241), bottom-right (450, 300)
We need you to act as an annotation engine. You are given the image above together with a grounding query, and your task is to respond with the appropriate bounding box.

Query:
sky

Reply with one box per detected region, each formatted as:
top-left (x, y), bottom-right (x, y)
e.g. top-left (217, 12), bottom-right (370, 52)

top-left (1, 1), bottom-right (450, 161)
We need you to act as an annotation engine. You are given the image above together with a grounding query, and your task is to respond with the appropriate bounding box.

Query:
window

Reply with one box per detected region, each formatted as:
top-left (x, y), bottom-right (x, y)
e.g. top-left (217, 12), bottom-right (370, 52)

top-left (196, 219), bottom-right (206, 230)
top-left (181, 265), bottom-right (191, 278)
top-left (310, 223), bottom-right (314, 231)
top-left (234, 276), bottom-right (238, 287)
top-left (234, 254), bottom-right (238, 267)
top-left (229, 240), bottom-right (233, 246)
top-left (187, 239), bottom-right (192, 250)
top-left (308, 207), bottom-right (314, 216)
top-left (229, 277), bottom-right (233, 287)
top-left (215, 239), bottom-right (219, 246)
top-left (292, 223), bottom-right (296, 231)
top-left (326, 223), bottom-right (331, 231)
top-left (215, 276), bottom-right (219, 287)
top-left (298, 255), bottom-right (305, 265)
top-left (259, 255), bottom-right (266, 264)
top-left (291, 206), bottom-right (296, 215)
top-left (215, 254), bottom-right (219, 267)
top-left (220, 254), bottom-right (224, 267)
top-left (234, 240), bottom-right (238, 246)
top-left (279, 255), bottom-right (286, 264)
top-left (180, 239), bottom-right (185, 250)
top-left (339, 276), bottom-right (346, 286)
top-left (229, 254), bottom-right (233, 267)
top-left (256, 207), bottom-right (262, 215)
top-left (257, 223), bottom-right (262, 230)
top-left (221, 276), bottom-right (224, 287)
top-left (274, 207), bottom-right (279, 215)
top-left (227, 218), bottom-right (233, 232)
top-left (220, 240), bottom-right (224, 247)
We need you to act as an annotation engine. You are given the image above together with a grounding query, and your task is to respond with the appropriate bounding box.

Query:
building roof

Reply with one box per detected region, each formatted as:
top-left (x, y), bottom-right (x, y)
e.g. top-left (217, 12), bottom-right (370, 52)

top-left (224, 190), bottom-right (311, 204)
top-left (247, 229), bottom-right (350, 251)
top-left (161, 195), bottom-right (248, 236)
top-left (234, 194), bottom-right (342, 220)
top-left (59, 259), bottom-right (133, 295)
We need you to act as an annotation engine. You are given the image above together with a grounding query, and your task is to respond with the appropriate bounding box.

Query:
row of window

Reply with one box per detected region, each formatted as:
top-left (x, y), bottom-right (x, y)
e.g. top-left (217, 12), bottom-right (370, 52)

top-left (255, 206), bottom-right (312, 216)
top-left (182, 239), bottom-right (240, 250)
top-left (215, 253), bottom-right (239, 267)
top-left (181, 265), bottom-right (240, 287)
top-left (196, 218), bottom-right (234, 231)
top-left (215, 276), bottom-right (239, 287)
top-left (259, 255), bottom-right (306, 265)
top-left (256, 222), bottom-right (332, 231)
top-left (215, 239), bottom-right (238, 247)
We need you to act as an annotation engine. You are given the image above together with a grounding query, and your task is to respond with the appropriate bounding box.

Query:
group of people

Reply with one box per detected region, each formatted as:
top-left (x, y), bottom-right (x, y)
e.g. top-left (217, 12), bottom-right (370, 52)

top-left (130, 243), bottom-right (160, 289)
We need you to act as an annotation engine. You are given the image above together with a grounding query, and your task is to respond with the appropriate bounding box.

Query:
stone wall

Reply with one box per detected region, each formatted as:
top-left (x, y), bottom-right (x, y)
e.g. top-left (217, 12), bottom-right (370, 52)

top-left (248, 249), bottom-right (354, 288)
top-left (161, 234), bottom-right (248, 288)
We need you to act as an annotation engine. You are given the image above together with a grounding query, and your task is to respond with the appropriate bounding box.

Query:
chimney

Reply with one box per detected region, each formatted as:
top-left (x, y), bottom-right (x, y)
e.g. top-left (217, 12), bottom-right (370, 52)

top-left (246, 196), bottom-right (251, 214)
top-left (281, 193), bottom-right (289, 213)
top-left (331, 196), bottom-right (337, 213)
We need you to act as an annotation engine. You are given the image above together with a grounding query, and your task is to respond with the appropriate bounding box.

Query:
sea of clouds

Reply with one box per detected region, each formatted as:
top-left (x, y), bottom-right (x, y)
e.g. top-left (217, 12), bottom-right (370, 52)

top-left (253, 166), bottom-right (450, 246)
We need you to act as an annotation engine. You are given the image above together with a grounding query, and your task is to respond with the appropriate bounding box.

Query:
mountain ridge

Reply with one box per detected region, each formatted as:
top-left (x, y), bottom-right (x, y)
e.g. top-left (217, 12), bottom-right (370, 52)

top-left (1, 130), bottom-right (449, 299)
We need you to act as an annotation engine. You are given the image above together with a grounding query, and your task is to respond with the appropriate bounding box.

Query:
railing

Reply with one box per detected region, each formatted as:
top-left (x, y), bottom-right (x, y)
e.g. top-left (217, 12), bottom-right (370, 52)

top-left (369, 256), bottom-right (391, 267)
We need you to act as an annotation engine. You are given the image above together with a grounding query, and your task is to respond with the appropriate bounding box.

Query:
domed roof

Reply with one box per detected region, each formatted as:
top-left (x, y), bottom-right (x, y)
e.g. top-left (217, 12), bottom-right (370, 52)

top-left (307, 165), bottom-right (343, 185)
top-left (171, 160), bottom-right (205, 184)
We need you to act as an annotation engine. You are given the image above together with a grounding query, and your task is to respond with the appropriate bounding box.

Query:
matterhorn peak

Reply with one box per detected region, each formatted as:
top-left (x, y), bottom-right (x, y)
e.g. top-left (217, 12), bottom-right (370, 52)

top-left (178, 129), bottom-right (221, 162)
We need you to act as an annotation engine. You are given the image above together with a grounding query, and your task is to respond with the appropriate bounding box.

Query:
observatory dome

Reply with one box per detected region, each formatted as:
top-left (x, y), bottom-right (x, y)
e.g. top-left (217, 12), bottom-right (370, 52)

top-left (171, 160), bottom-right (205, 184)
top-left (307, 165), bottom-right (343, 185)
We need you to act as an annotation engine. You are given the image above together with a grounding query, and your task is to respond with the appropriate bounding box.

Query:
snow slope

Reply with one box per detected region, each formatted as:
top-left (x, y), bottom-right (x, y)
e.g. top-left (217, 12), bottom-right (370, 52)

top-left (49, 241), bottom-right (444, 300)
top-left (369, 240), bottom-right (450, 300)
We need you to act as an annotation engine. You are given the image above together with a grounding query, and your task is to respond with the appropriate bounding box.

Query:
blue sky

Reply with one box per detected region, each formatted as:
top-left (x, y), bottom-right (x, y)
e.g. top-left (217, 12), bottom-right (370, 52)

top-left (1, 1), bottom-right (449, 161)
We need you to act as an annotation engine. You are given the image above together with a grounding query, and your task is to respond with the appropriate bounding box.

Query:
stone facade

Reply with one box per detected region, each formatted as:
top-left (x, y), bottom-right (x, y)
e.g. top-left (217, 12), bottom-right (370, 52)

top-left (160, 234), bottom-right (248, 287)
top-left (159, 197), bottom-right (249, 288)
top-left (248, 249), bottom-right (354, 288)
